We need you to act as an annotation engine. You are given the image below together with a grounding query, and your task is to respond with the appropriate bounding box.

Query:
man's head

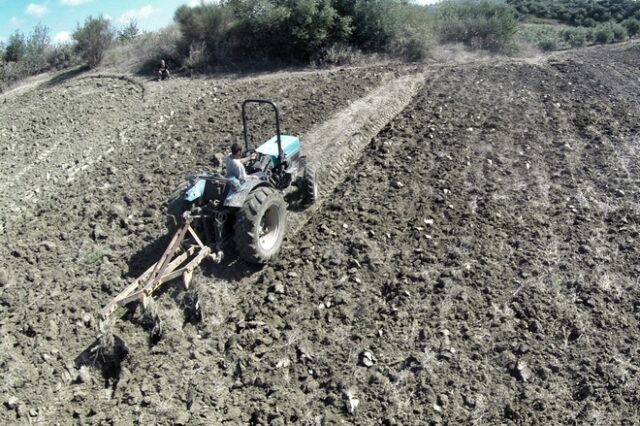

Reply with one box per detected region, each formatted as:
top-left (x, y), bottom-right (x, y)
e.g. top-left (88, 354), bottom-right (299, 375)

top-left (231, 142), bottom-right (243, 158)
top-left (160, 59), bottom-right (166, 67)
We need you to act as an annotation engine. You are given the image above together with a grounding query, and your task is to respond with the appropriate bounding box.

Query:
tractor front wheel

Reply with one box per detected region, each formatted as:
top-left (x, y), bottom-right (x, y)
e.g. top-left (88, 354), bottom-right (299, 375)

top-left (234, 186), bottom-right (287, 264)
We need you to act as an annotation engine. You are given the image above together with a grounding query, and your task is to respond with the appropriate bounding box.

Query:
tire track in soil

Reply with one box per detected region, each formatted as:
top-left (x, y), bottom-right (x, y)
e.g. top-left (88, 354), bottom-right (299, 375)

top-left (289, 71), bottom-right (428, 233)
top-left (185, 70), bottom-right (429, 289)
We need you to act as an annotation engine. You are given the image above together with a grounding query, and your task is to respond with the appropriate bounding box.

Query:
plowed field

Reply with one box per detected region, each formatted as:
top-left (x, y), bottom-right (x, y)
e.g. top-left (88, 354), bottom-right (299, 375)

top-left (1, 42), bottom-right (639, 425)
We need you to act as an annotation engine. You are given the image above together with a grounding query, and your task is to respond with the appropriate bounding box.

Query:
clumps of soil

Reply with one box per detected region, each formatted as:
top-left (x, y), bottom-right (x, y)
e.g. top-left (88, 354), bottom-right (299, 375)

top-left (1, 42), bottom-right (640, 424)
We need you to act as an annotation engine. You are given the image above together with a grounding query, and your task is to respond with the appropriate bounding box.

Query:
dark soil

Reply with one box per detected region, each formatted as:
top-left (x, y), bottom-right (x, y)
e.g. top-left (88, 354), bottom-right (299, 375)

top-left (1, 42), bottom-right (639, 425)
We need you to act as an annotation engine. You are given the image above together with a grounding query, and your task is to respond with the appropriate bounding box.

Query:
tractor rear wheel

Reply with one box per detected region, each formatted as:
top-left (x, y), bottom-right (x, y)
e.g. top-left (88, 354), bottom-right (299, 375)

top-left (234, 186), bottom-right (287, 264)
top-left (303, 164), bottom-right (319, 204)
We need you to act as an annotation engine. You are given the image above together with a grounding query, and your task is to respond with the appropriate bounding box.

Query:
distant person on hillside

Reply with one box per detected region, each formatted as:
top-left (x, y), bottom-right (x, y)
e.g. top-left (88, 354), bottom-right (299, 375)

top-left (225, 142), bottom-right (256, 182)
top-left (158, 59), bottom-right (170, 81)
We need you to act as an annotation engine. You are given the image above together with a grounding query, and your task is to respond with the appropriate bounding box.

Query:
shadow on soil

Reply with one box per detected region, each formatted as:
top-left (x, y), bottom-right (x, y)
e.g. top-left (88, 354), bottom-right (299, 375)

top-left (41, 66), bottom-right (89, 88)
top-left (133, 56), bottom-right (318, 82)
top-left (75, 333), bottom-right (130, 395)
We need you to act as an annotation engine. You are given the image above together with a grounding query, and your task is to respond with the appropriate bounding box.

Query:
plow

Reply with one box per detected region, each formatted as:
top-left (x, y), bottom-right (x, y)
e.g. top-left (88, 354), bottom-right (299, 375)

top-left (99, 215), bottom-right (220, 322)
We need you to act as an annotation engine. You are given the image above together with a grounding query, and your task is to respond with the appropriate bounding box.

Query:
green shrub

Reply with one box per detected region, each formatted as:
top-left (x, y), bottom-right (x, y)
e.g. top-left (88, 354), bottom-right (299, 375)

top-left (561, 27), bottom-right (587, 47)
top-left (174, 3), bottom-right (236, 62)
top-left (47, 44), bottom-right (75, 70)
top-left (174, 0), bottom-right (433, 65)
top-left (582, 17), bottom-right (597, 27)
top-left (73, 15), bottom-right (114, 68)
top-left (0, 61), bottom-right (28, 83)
top-left (390, 4), bottom-right (434, 61)
top-left (437, 0), bottom-right (519, 53)
top-left (5, 31), bottom-right (27, 62)
top-left (351, 0), bottom-right (401, 50)
top-left (391, 24), bottom-right (434, 61)
top-left (118, 20), bottom-right (140, 42)
top-left (231, 0), bottom-right (352, 61)
top-left (622, 17), bottom-right (640, 36)
top-left (594, 24), bottom-right (615, 44)
top-left (23, 23), bottom-right (51, 74)
top-left (507, 0), bottom-right (640, 28)
top-left (538, 36), bottom-right (558, 51)
top-left (517, 23), bottom-right (563, 49)
top-left (611, 23), bottom-right (628, 41)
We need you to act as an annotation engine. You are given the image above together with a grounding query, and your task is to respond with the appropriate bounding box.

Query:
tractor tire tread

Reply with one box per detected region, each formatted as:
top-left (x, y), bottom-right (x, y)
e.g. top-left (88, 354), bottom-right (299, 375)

top-left (233, 186), bottom-right (287, 264)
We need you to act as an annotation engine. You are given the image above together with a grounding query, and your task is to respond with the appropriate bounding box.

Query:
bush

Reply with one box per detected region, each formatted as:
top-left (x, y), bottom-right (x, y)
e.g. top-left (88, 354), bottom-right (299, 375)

top-left (23, 23), bottom-right (51, 74)
top-left (622, 17), bottom-right (640, 36)
top-left (583, 27), bottom-right (596, 43)
top-left (507, 0), bottom-right (640, 28)
top-left (611, 23), bottom-right (628, 41)
top-left (391, 24), bottom-right (434, 61)
top-left (437, 0), bottom-right (518, 53)
top-left (517, 23), bottom-right (563, 49)
top-left (102, 26), bottom-right (180, 74)
top-left (5, 31), bottom-right (27, 63)
top-left (47, 44), bottom-right (75, 70)
top-left (232, 0), bottom-right (353, 61)
top-left (561, 27), bottom-right (587, 47)
top-left (351, 0), bottom-right (401, 50)
top-left (174, 3), bottom-right (236, 62)
top-left (118, 20), bottom-right (140, 42)
top-left (73, 15), bottom-right (114, 68)
top-left (174, 0), bottom-right (434, 65)
top-left (538, 36), bottom-right (558, 51)
top-left (184, 41), bottom-right (210, 72)
top-left (594, 24), bottom-right (615, 44)
top-left (313, 42), bottom-right (365, 66)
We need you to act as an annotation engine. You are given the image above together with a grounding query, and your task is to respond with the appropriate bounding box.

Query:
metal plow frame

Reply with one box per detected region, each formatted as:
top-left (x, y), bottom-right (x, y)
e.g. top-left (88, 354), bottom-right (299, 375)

top-left (99, 217), bottom-right (219, 321)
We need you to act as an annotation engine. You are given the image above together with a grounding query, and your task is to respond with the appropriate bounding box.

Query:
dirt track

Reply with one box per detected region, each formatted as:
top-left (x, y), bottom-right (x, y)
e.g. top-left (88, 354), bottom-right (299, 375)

top-left (1, 42), bottom-right (640, 424)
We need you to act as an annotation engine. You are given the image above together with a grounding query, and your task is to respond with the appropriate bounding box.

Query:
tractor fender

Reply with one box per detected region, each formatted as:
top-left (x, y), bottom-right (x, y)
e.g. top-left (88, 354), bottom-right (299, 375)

top-left (224, 176), bottom-right (272, 208)
top-left (184, 179), bottom-right (206, 202)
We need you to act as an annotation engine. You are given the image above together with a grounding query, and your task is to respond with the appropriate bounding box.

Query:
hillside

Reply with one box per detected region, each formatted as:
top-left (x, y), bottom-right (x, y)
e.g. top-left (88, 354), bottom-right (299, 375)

top-left (1, 41), bottom-right (639, 424)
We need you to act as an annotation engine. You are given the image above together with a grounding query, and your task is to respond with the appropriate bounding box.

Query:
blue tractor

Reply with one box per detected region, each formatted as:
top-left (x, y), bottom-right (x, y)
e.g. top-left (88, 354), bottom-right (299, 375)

top-left (166, 99), bottom-right (318, 264)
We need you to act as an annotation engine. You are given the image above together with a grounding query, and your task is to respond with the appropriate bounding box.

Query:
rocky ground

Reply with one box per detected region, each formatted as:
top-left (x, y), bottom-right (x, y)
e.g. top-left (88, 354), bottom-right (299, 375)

top-left (1, 42), bottom-right (639, 425)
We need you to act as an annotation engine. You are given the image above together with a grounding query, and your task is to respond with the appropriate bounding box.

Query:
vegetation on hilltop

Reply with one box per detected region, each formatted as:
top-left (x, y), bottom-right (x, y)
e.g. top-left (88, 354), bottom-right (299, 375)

top-left (507, 0), bottom-right (640, 50)
top-left (506, 0), bottom-right (640, 27)
top-left (1, 0), bottom-right (639, 92)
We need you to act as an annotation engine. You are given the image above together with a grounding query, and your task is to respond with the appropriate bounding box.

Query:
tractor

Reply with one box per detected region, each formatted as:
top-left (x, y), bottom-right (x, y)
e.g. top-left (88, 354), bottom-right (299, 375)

top-left (100, 99), bottom-right (317, 321)
top-left (165, 99), bottom-right (318, 263)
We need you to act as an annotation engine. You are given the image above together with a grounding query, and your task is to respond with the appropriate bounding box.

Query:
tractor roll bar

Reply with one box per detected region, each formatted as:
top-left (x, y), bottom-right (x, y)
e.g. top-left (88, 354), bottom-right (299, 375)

top-left (242, 99), bottom-right (283, 161)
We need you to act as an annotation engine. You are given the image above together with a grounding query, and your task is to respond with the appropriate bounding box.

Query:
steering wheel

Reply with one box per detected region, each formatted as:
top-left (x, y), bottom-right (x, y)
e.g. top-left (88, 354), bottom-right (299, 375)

top-left (244, 148), bottom-right (259, 169)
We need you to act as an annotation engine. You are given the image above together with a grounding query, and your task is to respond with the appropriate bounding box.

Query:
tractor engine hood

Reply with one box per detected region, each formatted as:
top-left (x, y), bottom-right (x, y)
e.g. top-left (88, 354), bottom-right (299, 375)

top-left (256, 135), bottom-right (300, 166)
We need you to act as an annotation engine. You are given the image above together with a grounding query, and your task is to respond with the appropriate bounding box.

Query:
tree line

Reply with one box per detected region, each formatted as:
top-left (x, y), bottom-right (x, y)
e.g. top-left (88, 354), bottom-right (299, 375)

top-left (507, 0), bottom-right (640, 27)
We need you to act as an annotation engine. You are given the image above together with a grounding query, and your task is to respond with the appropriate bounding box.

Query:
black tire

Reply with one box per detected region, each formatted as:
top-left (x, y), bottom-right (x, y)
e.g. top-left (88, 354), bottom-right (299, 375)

top-left (233, 186), bottom-right (287, 264)
top-left (165, 180), bottom-right (189, 233)
top-left (303, 164), bottom-right (319, 204)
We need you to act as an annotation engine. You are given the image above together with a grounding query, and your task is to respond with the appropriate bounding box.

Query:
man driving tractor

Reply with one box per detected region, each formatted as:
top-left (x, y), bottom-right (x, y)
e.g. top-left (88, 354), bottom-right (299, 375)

top-left (225, 142), bottom-right (256, 181)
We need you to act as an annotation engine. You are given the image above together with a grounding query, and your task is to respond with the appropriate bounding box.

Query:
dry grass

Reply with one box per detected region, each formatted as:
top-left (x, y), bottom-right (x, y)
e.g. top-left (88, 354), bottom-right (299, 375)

top-left (101, 26), bottom-right (181, 75)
